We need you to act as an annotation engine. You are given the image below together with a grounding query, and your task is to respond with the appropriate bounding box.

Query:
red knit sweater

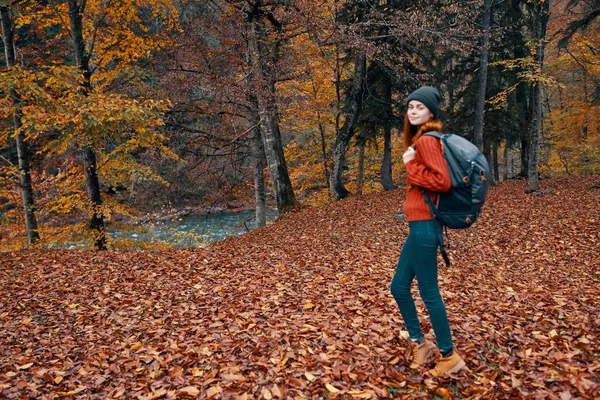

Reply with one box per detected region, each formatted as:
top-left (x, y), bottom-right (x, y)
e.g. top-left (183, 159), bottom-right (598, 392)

top-left (404, 135), bottom-right (451, 221)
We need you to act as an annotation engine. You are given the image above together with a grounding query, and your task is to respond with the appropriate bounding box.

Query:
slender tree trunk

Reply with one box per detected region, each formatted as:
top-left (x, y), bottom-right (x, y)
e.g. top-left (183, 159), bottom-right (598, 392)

top-left (503, 142), bottom-right (509, 180)
top-left (380, 72), bottom-right (395, 191)
top-left (247, 11), bottom-right (297, 213)
top-left (245, 40), bottom-right (268, 228)
top-left (527, 0), bottom-right (549, 193)
top-left (492, 140), bottom-right (500, 182)
top-left (82, 147), bottom-right (105, 247)
top-left (307, 63), bottom-right (330, 193)
top-left (356, 142), bottom-right (365, 195)
top-left (1, 5), bottom-right (40, 245)
top-left (317, 116), bottom-right (330, 194)
top-left (527, 82), bottom-right (542, 191)
top-left (248, 89), bottom-right (267, 228)
top-left (250, 124), bottom-right (267, 228)
top-left (68, 0), bottom-right (107, 249)
top-left (330, 54), bottom-right (366, 200)
top-left (1, 5), bottom-right (15, 65)
top-left (518, 83), bottom-right (531, 177)
top-left (514, 27), bottom-right (530, 178)
top-left (473, 0), bottom-right (493, 151)
top-left (484, 140), bottom-right (494, 185)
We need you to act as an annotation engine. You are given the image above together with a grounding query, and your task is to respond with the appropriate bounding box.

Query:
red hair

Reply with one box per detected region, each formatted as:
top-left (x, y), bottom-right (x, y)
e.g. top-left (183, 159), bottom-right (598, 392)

top-left (402, 115), bottom-right (443, 149)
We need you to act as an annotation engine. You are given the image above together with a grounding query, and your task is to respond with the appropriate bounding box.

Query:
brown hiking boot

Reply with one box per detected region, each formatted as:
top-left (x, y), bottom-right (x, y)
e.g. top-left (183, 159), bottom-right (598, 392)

top-left (429, 350), bottom-right (466, 377)
top-left (410, 339), bottom-right (436, 368)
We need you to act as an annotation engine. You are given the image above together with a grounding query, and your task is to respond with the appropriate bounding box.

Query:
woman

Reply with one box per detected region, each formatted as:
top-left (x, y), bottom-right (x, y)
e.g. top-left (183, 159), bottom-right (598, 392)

top-left (390, 86), bottom-right (466, 377)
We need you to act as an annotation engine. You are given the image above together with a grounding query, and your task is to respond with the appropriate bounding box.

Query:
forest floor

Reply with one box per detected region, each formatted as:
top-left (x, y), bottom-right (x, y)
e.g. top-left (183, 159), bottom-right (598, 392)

top-left (1, 177), bottom-right (599, 400)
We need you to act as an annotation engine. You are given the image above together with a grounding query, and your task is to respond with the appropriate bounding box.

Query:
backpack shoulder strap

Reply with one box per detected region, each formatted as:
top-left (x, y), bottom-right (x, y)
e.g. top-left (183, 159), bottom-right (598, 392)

top-left (422, 131), bottom-right (442, 139)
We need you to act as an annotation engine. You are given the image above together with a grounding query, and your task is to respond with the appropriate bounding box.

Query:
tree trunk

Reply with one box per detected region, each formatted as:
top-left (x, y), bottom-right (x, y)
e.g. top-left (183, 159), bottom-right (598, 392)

top-left (82, 147), bottom-right (106, 249)
top-left (250, 124), bottom-right (267, 228)
top-left (317, 117), bottom-right (330, 195)
top-left (330, 54), bottom-right (367, 200)
top-left (68, 0), bottom-right (107, 249)
top-left (356, 142), bottom-right (365, 195)
top-left (245, 39), bottom-right (268, 228)
top-left (1, 5), bottom-right (40, 245)
top-left (492, 140), bottom-right (500, 182)
top-left (484, 140), bottom-right (494, 185)
top-left (527, 82), bottom-right (542, 192)
top-left (503, 141), bottom-right (509, 180)
top-left (248, 89), bottom-right (267, 228)
top-left (518, 82), bottom-right (531, 177)
top-left (520, 137), bottom-right (530, 177)
top-left (526, 0), bottom-right (549, 193)
top-left (247, 11), bottom-right (297, 213)
top-left (473, 0), bottom-right (493, 151)
top-left (1, 5), bottom-right (16, 65)
top-left (380, 72), bottom-right (395, 191)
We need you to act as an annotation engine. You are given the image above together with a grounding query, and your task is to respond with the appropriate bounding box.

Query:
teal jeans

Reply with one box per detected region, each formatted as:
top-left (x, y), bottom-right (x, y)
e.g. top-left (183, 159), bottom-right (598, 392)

top-left (390, 220), bottom-right (454, 355)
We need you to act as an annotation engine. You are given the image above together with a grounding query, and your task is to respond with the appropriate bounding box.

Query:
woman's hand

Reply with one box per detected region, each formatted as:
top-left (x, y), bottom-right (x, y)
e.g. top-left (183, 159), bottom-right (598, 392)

top-left (403, 146), bottom-right (416, 164)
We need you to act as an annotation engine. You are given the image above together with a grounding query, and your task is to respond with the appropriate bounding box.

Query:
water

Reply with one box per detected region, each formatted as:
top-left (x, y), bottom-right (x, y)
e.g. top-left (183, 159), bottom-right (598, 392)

top-left (109, 209), bottom-right (278, 248)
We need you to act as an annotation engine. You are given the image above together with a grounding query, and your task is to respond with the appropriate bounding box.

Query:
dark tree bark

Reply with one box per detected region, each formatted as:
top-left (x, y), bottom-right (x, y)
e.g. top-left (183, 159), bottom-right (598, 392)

top-left (245, 38), bottom-right (268, 228)
top-left (317, 117), bottom-right (330, 195)
top-left (330, 54), bottom-right (366, 200)
top-left (356, 141), bottom-right (365, 195)
top-left (250, 124), bottom-right (267, 228)
top-left (1, 4), bottom-right (40, 245)
top-left (518, 82), bottom-right (531, 177)
top-left (473, 0), bottom-right (493, 151)
top-left (67, 0), bottom-right (107, 249)
top-left (380, 72), bottom-right (395, 191)
top-left (484, 139), bottom-right (494, 185)
top-left (492, 140), bottom-right (500, 182)
top-left (247, 90), bottom-right (267, 228)
top-left (247, 8), bottom-right (297, 213)
top-left (526, 0), bottom-right (550, 193)
top-left (503, 141), bottom-right (509, 180)
top-left (307, 59), bottom-right (330, 193)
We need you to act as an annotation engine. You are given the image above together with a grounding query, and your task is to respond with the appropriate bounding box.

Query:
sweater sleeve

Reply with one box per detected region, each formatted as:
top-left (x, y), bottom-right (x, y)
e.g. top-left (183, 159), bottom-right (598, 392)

top-left (405, 136), bottom-right (451, 192)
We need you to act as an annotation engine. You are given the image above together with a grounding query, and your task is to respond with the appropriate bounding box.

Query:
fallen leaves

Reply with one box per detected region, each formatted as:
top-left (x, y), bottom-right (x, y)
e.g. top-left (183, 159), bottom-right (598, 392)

top-left (0, 177), bottom-right (599, 398)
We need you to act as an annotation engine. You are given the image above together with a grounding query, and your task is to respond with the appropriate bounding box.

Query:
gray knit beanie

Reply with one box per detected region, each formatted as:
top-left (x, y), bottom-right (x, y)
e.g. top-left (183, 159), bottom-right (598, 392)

top-left (407, 86), bottom-right (441, 119)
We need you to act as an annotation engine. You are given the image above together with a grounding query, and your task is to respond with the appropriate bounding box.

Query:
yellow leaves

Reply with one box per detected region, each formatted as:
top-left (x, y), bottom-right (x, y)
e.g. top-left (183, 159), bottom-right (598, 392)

top-left (261, 387), bottom-right (272, 399)
top-left (130, 342), bottom-right (143, 350)
top-left (304, 372), bottom-right (316, 381)
top-left (303, 301), bottom-right (316, 309)
top-left (347, 389), bottom-right (374, 398)
top-left (435, 388), bottom-right (453, 400)
top-left (177, 386), bottom-right (200, 397)
top-left (205, 385), bottom-right (223, 398)
top-left (325, 383), bottom-right (340, 393)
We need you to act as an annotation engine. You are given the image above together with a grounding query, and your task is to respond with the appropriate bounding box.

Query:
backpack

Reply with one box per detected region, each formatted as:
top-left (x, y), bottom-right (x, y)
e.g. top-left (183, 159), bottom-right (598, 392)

top-left (419, 131), bottom-right (491, 265)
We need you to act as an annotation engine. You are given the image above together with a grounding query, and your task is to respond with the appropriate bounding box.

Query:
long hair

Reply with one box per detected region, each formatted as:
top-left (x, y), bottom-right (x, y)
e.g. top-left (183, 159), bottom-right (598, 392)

top-left (403, 115), bottom-right (443, 149)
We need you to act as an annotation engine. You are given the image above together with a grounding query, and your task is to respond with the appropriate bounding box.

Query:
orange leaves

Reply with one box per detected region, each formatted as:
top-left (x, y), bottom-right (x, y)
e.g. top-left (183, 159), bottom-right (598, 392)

top-left (1, 177), bottom-right (600, 398)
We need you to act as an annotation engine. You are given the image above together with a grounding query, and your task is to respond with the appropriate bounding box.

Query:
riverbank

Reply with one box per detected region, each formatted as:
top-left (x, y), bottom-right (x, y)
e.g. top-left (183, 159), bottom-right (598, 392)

top-left (132, 202), bottom-right (259, 224)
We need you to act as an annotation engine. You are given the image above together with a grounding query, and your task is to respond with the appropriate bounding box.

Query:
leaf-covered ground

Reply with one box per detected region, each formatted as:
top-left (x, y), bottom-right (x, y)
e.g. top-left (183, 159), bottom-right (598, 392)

top-left (1, 177), bottom-right (599, 399)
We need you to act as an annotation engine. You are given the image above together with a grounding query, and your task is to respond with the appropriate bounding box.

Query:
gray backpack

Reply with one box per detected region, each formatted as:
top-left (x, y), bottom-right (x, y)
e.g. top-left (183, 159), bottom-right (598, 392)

top-left (419, 131), bottom-right (491, 265)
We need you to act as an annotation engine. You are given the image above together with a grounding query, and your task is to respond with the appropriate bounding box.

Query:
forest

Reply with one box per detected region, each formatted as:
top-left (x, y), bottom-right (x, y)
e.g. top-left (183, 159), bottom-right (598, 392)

top-left (0, 0), bottom-right (597, 250)
top-left (1, 1), bottom-right (600, 399)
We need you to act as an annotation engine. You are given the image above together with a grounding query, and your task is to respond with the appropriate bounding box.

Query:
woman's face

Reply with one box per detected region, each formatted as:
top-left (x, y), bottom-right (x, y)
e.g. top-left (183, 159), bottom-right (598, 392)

top-left (407, 100), bottom-right (434, 127)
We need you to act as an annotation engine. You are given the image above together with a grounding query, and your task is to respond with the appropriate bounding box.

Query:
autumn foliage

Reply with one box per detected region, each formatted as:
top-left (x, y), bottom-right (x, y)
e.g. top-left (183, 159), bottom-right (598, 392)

top-left (1, 177), bottom-right (599, 399)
